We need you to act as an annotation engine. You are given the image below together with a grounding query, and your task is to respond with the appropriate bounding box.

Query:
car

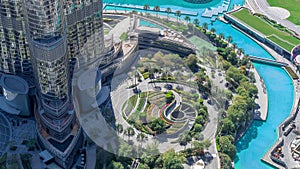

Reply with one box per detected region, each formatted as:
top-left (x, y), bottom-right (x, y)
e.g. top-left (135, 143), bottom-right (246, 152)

top-left (133, 88), bottom-right (141, 94)
top-left (164, 84), bottom-right (173, 90)
top-left (154, 86), bottom-right (161, 90)
top-left (176, 86), bottom-right (183, 90)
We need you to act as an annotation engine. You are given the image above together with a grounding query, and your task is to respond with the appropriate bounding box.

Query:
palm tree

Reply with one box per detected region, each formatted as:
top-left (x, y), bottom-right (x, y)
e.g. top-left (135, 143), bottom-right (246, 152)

top-left (226, 35), bottom-right (233, 43)
top-left (237, 48), bottom-right (244, 55)
top-left (125, 127), bottom-right (135, 140)
top-left (210, 27), bottom-right (216, 34)
top-left (116, 123), bottom-right (123, 134)
top-left (193, 18), bottom-right (200, 27)
top-left (144, 4), bottom-right (150, 14)
top-left (202, 22), bottom-right (208, 33)
top-left (219, 33), bottom-right (224, 40)
top-left (137, 133), bottom-right (147, 145)
top-left (175, 10), bottom-right (181, 22)
top-left (232, 42), bottom-right (237, 49)
top-left (153, 6), bottom-right (160, 17)
top-left (202, 22), bottom-right (208, 30)
top-left (184, 16), bottom-right (191, 24)
top-left (166, 7), bottom-right (171, 19)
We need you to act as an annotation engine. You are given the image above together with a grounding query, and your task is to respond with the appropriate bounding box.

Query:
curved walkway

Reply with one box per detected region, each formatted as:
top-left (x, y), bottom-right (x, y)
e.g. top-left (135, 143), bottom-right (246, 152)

top-left (110, 77), bottom-right (200, 152)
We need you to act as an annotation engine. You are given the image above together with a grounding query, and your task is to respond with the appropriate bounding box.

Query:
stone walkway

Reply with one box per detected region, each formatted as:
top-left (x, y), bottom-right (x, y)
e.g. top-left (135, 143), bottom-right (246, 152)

top-left (252, 67), bottom-right (268, 121)
top-left (108, 17), bottom-right (131, 39)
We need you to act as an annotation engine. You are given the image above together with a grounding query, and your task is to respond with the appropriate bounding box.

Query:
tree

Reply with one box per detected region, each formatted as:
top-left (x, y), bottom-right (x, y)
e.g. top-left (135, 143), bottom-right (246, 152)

top-left (202, 139), bottom-right (211, 149)
top-left (210, 27), bottom-right (216, 34)
top-left (227, 106), bottom-right (245, 129)
top-left (221, 118), bottom-right (235, 134)
top-left (125, 127), bottom-right (135, 140)
top-left (116, 123), bottom-right (123, 134)
top-left (138, 163), bottom-right (150, 169)
top-left (195, 115), bottom-right (205, 125)
top-left (219, 33), bottom-right (224, 40)
top-left (141, 154), bottom-right (157, 168)
top-left (192, 140), bottom-right (211, 155)
top-left (162, 149), bottom-right (185, 169)
top-left (193, 18), bottom-right (200, 28)
top-left (193, 123), bottom-right (203, 132)
top-left (232, 42), bottom-right (237, 49)
top-left (175, 10), bottom-right (181, 22)
top-left (165, 91), bottom-right (174, 103)
top-left (166, 7), bottom-right (172, 19)
top-left (185, 54), bottom-right (198, 72)
top-left (137, 133), bottom-right (147, 142)
top-left (220, 153), bottom-right (232, 169)
top-left (153, 6), bottom-right (160, 17)
top-left (148, 118), bottom-right (166, 134)
top-left (117, 142), bottom-right (132, 159)
top-left (191, 18), bottom-right (200, 34)
top-left (107, 161), bottom-right (125, 169)
top-left (184, 16), bottom-right (191, 23)
top-left (226, 36), bottom-right (233, 43)
top-left (219, 135), bottom-right (236, 160)
top-left (178, 131), bottom-right (192, 147)
top-left (194, 133), bottom-right (204, 141)
top-left (225, 66), bottom-right (246, 85)
top-left (237, 48), bottom-right (244, 56)
top-left (144, 4), bottom-right (150, 14)
top-left (202, 22), bottom-right (208, 30)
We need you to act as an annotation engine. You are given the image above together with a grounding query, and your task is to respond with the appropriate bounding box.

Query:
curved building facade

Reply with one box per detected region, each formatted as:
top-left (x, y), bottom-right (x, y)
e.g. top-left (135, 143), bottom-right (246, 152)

top-left (0, 0), bottom-right (106, 168)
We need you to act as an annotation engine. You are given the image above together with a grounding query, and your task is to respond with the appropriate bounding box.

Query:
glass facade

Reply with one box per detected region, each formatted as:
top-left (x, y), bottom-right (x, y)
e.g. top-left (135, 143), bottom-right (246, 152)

top-left (0, 0), bottom-right (105, 168)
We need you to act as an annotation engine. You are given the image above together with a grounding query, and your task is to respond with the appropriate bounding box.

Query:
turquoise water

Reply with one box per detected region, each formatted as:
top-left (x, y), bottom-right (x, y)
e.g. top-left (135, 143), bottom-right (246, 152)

top-left (208, 20), bottom-right (294, 169)
top-left (104, 1), bottom-right (295, 168)
top-left (139, 19), bottom-right (164, 29)
top-left (235, 63), bottom-right (294, 169)
top-left (104, 0), bottom-right (221, 9)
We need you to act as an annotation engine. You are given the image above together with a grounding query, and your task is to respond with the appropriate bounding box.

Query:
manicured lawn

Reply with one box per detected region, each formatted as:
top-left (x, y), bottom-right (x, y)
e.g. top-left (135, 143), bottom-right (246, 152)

top-left (267, 0), bottom-right (300, 25)
top-left (231, 9), bottom-right (300, 51)
top-left (268, 35), bottom-right (295, 51)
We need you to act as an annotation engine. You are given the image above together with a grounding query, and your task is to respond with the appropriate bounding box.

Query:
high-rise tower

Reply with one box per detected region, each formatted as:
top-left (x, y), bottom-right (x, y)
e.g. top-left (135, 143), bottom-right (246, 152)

top-left (0, 0), bottom-right (106, 168)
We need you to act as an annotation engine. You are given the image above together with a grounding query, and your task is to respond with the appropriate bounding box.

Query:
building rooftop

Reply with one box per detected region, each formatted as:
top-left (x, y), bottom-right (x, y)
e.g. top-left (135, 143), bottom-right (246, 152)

top-left (0, 74), bottom-right (29, 94)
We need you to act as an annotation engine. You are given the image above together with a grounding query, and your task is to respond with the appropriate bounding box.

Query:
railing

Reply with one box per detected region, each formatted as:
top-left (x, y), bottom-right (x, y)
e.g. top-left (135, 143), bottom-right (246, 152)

top-left (248, 56), bottom-right (288, 66)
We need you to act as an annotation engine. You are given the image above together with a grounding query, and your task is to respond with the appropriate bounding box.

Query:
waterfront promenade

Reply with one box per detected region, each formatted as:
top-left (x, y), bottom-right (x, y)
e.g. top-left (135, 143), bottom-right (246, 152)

top-left (249, 25), bottom-right (300, 168)
top-left (252, 67), bottom-right (268, 121)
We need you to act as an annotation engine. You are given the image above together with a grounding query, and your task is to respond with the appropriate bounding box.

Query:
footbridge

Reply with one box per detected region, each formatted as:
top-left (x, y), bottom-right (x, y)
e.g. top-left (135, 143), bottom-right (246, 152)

top-left (248, 56), bottom-right (288, 67)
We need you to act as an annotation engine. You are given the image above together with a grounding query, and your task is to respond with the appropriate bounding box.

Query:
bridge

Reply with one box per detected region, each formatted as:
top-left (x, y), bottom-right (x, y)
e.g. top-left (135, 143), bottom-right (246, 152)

top-left (248, 56), bottom-right (288, 67)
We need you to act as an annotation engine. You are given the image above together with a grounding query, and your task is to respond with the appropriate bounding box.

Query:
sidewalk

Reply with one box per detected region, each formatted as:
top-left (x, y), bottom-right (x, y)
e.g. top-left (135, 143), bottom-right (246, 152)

top-left (252, 67), bottom-right (268, 121)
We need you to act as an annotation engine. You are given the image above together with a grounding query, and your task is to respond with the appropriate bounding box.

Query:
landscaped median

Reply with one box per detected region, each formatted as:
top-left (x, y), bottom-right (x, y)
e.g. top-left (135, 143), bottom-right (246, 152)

top-left (229, 8), bottom-right (300, 52)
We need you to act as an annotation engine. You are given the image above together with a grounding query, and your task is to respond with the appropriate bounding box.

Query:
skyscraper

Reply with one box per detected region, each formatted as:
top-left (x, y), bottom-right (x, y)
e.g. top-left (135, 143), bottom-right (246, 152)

top-left (0, 0), bottom-right (105, 168)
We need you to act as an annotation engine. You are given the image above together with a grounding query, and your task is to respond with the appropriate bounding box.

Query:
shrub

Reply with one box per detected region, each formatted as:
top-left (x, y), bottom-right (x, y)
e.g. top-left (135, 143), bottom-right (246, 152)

top-left (142, 72), bottom-right (150, 79)
top-left (10, 146), bottom-right (17, 151)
